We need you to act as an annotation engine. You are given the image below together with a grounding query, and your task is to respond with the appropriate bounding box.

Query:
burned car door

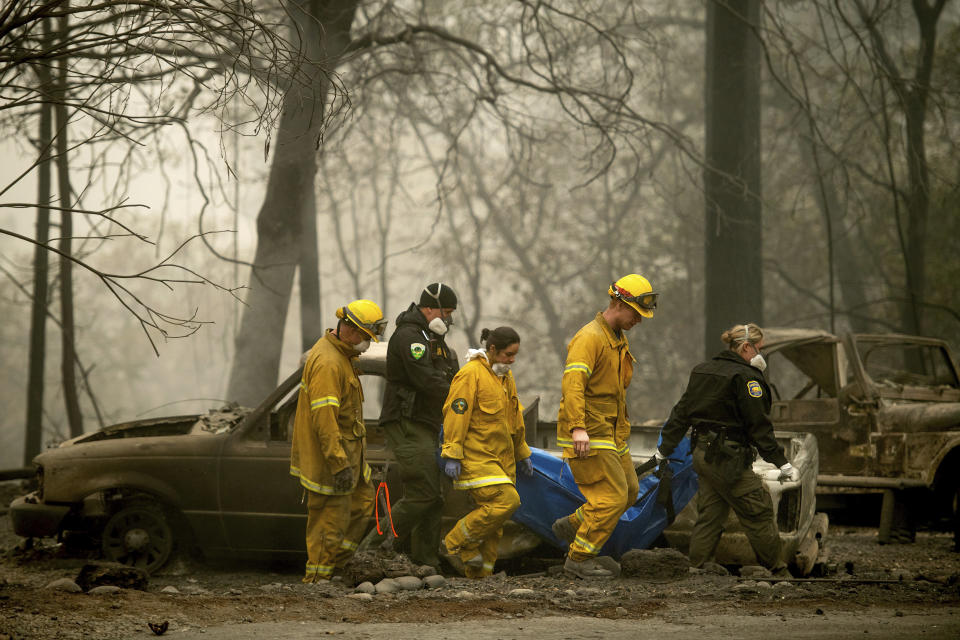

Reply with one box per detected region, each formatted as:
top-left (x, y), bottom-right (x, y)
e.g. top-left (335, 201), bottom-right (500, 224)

top-left (764, 337), bottom-right (870, 476)
top-left (217, 370), bottom-right (305, 555)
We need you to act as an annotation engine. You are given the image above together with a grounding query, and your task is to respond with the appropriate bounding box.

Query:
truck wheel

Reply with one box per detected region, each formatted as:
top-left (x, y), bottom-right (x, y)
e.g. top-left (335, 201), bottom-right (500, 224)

top-left (100, 501), bottom-right (174, 573)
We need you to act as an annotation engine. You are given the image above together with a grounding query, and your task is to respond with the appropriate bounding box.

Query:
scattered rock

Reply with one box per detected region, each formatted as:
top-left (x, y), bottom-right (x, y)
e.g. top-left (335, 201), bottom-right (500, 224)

top-left (423, 575), bottom-right (446, 589)
top-left (620, 548), bottom-right (689, 580)
top-left (160, 586), bottom-right (180, 594)
top-left (374, 578), bottom-right (399, 594)
top-left (755, 581), bottom-right (773, 589)
top-left (347, 592), bottom-right (374, 601)
top-left (508, 588), bottom-right (536, 597)
top-left (732, 582), bottom-right (756, 592)
top-left (453, 590), bottom-right (475, 599)
top-left (415, 565), bottom-right (437, 578)
top-left (76, 562), bottom-right (148, 592)
top-left (615, 607), bottom-right (628, 616)
top-left (739, 565), bottom-right (772, 579)
top-left (773, 581), bottom-right (794, 589)
top-left (46, 578), bottom-right (81, 593)
top-left (546, 565), bottom-right (565, 577)
top-left (340, 552), bottom-right (422, 586)
top-left (394, 576), bottom-right (423, 591)
top-left (701, 561), bottom-right (731, 576)
top-left (87, 585), bottom-right (122, 596)
top-left (354, 581), bottom-right (376, 594)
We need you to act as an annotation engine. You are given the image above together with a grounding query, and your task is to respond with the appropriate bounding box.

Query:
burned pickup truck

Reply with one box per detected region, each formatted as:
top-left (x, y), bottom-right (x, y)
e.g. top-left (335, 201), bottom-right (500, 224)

top-left (759, 329), bottom-right (960, 542)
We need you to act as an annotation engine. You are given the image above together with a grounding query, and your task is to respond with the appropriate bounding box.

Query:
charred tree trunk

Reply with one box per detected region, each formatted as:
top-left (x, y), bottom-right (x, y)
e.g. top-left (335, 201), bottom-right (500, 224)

top-left (56, 6), bottom-right (83, 437)
top-left (703, 0), bottom-right (763, 357)
top-left (24, 18), bottom-right (54, 464)
top-left (898, 0), bottom-right (944, 336)
top-left (226, 0), bottom-right (359, 405)
top-left (299, 185), bottom-right (321, 352)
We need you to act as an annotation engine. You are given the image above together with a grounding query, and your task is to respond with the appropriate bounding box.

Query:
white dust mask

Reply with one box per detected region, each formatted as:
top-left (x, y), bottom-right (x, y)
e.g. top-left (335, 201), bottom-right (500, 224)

top-left (428, 317), bottom-right (448, 335)
top-left (354, 339), bottom-right (371, 353)
top-left (492, 363), bottom-right (510, 377)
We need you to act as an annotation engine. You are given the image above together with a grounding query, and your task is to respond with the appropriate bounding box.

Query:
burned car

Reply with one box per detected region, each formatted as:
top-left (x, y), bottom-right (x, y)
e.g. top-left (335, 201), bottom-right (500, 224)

top-left (10, 354), bottom-right (390, 573)
top-left (11, 342), bottom-right (825, 574)
top-left (759, 329), bottom-right (960, 541)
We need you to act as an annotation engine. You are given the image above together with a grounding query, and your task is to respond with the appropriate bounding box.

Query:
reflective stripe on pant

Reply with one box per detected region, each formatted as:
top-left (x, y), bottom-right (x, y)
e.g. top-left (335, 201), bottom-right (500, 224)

top-left (688, 445), bottom-right (784, 571)
top-left (366, 419), bottom-right (445, 567)
top-left (443, 483), bottom-right (520, 578)
top-left (564, 449), bottom-right (639, 561)
top-left (304, 478), bottom-right (375, 583)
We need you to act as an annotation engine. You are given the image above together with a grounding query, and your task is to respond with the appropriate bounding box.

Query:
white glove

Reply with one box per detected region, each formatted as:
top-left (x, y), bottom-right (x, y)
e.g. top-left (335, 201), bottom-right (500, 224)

top-left (654, 449), bottom-right (666, 462)
top-left (778, 463), bottom-right (800, 483)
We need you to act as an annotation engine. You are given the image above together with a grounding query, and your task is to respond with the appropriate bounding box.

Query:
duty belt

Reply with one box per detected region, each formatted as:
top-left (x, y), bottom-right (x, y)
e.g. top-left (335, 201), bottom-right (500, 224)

top-left (692, 424), bottom-right (749, 448)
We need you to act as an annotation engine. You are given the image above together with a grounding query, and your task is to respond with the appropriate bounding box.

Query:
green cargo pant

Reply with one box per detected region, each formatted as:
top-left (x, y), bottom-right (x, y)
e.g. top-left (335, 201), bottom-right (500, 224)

top-left (362, 418), bottom-right (444, 567)
top-left (688, 444), bottom-right (786, 571)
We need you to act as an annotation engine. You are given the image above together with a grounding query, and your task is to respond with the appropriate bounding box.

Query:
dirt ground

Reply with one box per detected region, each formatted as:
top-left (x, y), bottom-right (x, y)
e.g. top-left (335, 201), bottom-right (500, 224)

top-left (2, 480), bottom-right (960, 640)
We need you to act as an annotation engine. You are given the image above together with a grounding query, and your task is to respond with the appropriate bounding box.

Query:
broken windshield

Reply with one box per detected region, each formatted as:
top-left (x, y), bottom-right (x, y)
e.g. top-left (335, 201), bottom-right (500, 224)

top-left (855, 339), bottom-right (959, 389)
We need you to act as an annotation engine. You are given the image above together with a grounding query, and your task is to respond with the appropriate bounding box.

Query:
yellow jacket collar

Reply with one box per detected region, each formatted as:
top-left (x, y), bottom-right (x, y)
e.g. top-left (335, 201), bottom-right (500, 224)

top-left (324, 329), bottom-right (360, 358)
top-left (594, 311), bottom-right (628, 349)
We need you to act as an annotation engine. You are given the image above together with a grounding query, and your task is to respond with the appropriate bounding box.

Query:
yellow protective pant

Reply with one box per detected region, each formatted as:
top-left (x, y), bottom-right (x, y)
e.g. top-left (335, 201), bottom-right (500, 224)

top-left (303, 479), bottom-right (375, 582)
top-left (443, 483), bottom-right (521, 578)
top-left (562, 450), bottom-right (639, 561)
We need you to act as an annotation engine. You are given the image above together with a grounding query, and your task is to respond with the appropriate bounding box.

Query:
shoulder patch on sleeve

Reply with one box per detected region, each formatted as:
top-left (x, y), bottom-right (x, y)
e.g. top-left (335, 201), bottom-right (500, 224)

top-left (410, 343), bottom-right (426, 360)
top-left (452, 398), bottom-right (468, 414)
top-left (746, 380), bottom-right (763, 398)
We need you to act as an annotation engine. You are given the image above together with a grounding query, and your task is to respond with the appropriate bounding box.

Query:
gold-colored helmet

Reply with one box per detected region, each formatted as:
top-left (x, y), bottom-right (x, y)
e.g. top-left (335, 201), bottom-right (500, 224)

top-left (336, 299), bottom-right (387, 342)
top-left (608, 274), bottom-right (657, 318)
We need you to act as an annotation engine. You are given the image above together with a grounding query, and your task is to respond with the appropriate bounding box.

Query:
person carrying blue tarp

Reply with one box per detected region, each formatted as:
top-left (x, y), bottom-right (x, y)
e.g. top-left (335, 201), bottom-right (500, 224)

top-left (656, 323), bottom-right (797, 577)
top-left (552, 274), bottom-right (658, 579)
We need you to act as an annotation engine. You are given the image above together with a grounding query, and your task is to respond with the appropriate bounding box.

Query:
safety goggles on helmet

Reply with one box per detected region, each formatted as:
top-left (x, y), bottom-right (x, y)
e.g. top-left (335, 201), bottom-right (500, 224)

top-left (343, 308), bottom-right (387, 339)
top-left (611, 283), bottom-right (659, 310)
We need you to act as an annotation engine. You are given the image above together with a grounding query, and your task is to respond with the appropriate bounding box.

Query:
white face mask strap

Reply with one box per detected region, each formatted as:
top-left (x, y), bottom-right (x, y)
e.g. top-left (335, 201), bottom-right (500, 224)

top-left (424, 283), bottom-right (444, 307)
top-left (742, 323), bottom-right (754, 352)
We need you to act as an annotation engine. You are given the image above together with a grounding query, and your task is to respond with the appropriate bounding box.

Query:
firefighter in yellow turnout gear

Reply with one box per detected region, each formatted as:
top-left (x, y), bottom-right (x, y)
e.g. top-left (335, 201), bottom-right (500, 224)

top-left (290, 300), bottom-right (386, 582)
top-left (554, 274), bottom-right (657, 579)
top-left (440, 327), bottom-right (533, 578)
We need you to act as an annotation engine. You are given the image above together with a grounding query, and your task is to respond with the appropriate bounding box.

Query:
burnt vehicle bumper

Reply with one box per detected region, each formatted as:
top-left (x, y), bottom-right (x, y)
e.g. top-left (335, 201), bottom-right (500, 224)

top-left (9, 493), bottom-right (71, 538)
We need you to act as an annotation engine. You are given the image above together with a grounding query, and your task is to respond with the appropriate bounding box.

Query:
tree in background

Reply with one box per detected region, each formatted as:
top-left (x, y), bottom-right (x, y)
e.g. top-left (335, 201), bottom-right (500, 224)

top-left (0, 0), bottom-right (318, 462)
top-left (703, 0), bottom-right (763, 357)
top-left (225, 0), bottom-right (703, 406)
top-left (760, 0), bottom-right (958, 340)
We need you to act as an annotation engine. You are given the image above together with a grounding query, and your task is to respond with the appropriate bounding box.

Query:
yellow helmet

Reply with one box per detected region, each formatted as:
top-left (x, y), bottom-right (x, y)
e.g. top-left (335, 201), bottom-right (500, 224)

top-left (608, 274), bottom-right (657, 318)
top-left (336, 299), bottom-right (387, 342)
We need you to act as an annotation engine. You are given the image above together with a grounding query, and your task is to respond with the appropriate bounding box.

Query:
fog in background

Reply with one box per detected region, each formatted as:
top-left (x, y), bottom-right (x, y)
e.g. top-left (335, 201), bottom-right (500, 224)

top-left (2, 0), bottom-right (958, 470)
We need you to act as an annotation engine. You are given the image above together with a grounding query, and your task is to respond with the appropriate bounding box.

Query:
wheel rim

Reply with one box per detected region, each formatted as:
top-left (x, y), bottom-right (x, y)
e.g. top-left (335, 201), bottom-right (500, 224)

top-left (101, 505), bottom-right (173, 573)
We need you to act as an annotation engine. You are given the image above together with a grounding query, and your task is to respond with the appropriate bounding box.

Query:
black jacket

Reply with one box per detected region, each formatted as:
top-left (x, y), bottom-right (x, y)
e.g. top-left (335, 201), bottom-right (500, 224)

top-left (380, 303), bottom-right (459, 430)
top-left (659, 350), bottom-right (788, 468)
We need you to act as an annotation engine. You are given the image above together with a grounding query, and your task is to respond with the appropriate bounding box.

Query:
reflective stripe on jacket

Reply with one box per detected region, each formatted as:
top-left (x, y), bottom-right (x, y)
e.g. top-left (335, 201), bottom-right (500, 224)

top-left (441, 354), bottom-right (532, 490)
top-left (290, 330), bottom-right (371, 495)
top-left (557, 312), bottom-right (634, 458)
